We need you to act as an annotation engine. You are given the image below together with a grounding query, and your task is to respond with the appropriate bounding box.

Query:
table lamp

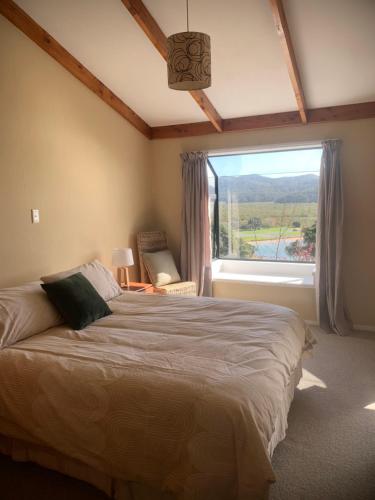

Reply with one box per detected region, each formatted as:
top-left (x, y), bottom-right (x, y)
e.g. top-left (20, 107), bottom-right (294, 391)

top-left (112, 248), bottom-right (134, 288)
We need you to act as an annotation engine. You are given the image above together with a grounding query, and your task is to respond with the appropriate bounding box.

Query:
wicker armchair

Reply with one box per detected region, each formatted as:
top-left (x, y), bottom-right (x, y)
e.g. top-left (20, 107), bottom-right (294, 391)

top-left (137, 231), bottom-right (197, 296)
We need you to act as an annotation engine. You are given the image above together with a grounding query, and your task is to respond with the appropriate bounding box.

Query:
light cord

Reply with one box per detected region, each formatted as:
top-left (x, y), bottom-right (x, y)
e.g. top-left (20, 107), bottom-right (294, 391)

top-left (186, 0), bottom-right (189, 31)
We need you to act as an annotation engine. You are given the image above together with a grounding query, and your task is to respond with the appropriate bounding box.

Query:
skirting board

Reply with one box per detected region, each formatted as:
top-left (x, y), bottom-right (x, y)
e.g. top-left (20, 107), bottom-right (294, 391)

top-left (306, 320), bottom-right (375, 333)
top-left (353, 324), bottom-right (375, 332)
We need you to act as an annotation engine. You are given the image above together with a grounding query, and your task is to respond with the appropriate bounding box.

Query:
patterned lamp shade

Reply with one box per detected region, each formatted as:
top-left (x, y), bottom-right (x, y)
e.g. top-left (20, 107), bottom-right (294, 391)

top-left (167, 31), bottom-right (211, 91)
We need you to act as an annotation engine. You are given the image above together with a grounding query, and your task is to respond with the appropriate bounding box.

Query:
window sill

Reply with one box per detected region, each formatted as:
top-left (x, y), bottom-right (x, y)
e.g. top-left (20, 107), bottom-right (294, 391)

top-left (212, 259), bottom-right (315, 288)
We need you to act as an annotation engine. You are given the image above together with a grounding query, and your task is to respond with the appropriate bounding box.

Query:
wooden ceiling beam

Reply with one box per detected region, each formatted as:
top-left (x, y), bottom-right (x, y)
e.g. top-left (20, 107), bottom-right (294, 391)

top-left (151, 121), bottom-right (218, 140)
top-left (151, 101), bottom-right (375, 139)
top-left (308, 101), bottom-right (375, 124)
top-left (223, 111), bottom-right (300, 133)
top-left (121, 0), bottom-right (223, 132)
top-left (152, 111), bottom-right (300, 139)
top-left (268, 0), bottom-right (307, 124)
top-left (0, 0), bottom-right (152, 139)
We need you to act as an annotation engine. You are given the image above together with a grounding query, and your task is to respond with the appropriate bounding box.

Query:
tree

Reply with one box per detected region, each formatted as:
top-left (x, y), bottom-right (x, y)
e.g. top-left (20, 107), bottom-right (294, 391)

top-left (239, 239), bottom-right (255, 259)
top-left (219, 224), bottom-right (255, 259)
top-left (285, 240), bottom-right (300, 257)
top-left (247, 217), bottom-right (262, 231)
top-left (303, 223), bottom-right (316, 247)
top-left (285, 222), bottom-right (316, 261)
top-left (219, 224), bottom-right (229, 255)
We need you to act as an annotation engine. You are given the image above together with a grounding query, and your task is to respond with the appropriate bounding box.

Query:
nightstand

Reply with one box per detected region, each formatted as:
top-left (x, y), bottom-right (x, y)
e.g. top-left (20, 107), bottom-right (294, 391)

top-left (121, 282), bottom-right (155, 293)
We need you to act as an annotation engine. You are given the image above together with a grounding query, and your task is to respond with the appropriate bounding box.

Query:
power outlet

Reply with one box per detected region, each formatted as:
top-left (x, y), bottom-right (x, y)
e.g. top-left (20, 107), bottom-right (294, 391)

top-left (31, 209), bottom-right (40, 224)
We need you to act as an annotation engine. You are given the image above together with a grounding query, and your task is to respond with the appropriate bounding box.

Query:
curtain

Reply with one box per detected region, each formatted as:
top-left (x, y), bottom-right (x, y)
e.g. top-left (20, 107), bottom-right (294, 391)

top-left (180, 152), bottom-right (212, 296)
top-left (316, 140), bottom-right (352, 335)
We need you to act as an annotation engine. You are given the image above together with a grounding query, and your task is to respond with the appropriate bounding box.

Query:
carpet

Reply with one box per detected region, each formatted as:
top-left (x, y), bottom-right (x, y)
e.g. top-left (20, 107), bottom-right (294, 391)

top-left (270, 327), bottom-right (375, 500)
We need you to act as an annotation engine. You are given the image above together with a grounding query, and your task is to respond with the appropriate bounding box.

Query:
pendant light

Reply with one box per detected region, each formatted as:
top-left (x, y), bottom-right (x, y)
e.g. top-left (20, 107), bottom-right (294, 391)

top-left (167, 0), bottom-right (211, 91)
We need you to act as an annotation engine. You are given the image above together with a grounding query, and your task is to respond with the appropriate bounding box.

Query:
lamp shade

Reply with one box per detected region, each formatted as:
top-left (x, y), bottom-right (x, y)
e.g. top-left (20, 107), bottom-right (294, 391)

top-left (112, 248), bottom-right (134, 267)
top-left (167, 31), bottom-right (211, 91)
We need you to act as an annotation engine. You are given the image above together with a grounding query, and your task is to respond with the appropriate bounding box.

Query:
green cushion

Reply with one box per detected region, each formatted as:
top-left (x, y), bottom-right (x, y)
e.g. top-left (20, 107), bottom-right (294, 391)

top-left (143, 249), bottom-right (181, 287)
top-left (41, 272), bottom-right (112, 330)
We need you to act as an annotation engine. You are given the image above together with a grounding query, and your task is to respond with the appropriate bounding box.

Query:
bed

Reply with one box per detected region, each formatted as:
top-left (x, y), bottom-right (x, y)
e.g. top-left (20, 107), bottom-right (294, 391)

top-left (0, 287), bottom-right (314, 500)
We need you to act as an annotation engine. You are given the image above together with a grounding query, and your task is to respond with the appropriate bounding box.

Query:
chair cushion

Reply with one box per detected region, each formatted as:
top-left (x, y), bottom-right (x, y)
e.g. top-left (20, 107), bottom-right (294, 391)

top-left (155, 281), bottom-right (197, 296)
top-left (142, 250), bottom-right (181, 287)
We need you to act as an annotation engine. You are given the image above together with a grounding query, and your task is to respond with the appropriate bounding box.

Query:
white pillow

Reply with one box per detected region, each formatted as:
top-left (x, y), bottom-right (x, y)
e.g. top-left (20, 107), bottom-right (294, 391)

top-left (41, 260), bottom-right (122, 301)
top-left (0, 281), bottom-right (63, 349)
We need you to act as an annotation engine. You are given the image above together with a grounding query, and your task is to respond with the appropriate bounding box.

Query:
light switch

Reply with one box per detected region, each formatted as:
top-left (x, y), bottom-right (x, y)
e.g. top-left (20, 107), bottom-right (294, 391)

top-left (31, 209), bottom-right (40, 224)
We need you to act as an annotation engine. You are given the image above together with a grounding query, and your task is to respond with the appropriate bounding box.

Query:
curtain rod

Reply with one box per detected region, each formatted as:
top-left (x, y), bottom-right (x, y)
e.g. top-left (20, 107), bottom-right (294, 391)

top-left (202, 138), bottom-right (340, 157)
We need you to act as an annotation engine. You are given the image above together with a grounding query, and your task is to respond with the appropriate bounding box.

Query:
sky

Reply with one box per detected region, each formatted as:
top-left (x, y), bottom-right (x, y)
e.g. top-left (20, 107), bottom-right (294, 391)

top-left (209, 147), bottom-right (322, 178)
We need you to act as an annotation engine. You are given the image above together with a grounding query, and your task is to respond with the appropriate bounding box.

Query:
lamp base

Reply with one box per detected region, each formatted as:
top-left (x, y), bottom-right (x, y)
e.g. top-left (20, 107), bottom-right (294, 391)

top-left (117, 267), bottom-right (130, 288)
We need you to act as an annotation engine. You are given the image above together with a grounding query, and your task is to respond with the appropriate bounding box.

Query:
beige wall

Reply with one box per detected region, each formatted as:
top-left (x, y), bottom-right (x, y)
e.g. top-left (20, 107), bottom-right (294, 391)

top-left (0, 16), bottom-right (153, 288)
top-left (151, 118), bottom-right (375, 326)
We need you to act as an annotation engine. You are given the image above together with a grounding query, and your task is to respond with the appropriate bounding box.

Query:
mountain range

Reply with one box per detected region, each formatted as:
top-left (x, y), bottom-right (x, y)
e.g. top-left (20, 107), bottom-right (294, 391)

top-left (215, 173), bottom-right (319, 203)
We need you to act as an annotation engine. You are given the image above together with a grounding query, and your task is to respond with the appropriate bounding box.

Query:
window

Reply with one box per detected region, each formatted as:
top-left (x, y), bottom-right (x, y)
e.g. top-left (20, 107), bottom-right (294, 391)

top-left (208, 146), bottom-right (322, 263)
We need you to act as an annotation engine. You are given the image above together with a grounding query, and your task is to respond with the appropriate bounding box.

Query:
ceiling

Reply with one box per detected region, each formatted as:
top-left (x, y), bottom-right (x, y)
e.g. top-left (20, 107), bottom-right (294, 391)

top-left (13, 0), bottom-right (375, 127)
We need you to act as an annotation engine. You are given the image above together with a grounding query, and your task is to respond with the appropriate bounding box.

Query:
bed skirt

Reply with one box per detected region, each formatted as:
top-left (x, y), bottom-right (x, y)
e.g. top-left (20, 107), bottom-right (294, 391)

top-left (0, 359), bottom-right (302, 500)
top-left (0, 433), bottom-right (174, 500)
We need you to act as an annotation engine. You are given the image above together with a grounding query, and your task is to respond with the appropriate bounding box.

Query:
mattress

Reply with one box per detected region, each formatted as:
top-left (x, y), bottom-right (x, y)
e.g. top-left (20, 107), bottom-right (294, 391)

top-left (0, 292), bottom-right (314, 499)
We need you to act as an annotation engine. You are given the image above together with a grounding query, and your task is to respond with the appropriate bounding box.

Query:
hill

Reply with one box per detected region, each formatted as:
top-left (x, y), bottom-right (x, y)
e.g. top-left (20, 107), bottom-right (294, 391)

top-left (216, 173), bottom-right (319, 203)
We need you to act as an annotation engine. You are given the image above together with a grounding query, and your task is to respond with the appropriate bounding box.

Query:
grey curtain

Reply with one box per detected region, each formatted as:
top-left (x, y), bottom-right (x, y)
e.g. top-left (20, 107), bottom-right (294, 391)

top-left (316, 140), bottom-right (352, 335)
top-left (180, 152), bottom-right (212, 296)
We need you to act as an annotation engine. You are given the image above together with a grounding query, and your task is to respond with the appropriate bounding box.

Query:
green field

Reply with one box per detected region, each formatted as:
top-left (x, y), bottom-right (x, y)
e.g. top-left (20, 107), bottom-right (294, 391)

top-left (213, 201), bottom-right (317, 260)
top-left (218, 201), bottom-right (317, 239)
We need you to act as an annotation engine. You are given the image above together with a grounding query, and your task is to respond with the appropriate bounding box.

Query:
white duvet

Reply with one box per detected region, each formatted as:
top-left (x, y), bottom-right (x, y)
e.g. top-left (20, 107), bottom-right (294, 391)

top-left (0, 293), bottom-right (314, 499)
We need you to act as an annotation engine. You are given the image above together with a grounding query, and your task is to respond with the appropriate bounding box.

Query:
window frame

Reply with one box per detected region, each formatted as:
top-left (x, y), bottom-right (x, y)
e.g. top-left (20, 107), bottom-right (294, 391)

top-left (207, 159), bottom-right (220, 259)
top-left (208, 145), bottom-right (322, 264)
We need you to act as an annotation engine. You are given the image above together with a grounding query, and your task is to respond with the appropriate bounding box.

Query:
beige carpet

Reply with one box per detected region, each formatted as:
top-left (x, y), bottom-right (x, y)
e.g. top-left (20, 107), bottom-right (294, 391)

top-left (270, 327), bottom-right (375, 500)
top-left (1, 327), bottom-right (375, 500)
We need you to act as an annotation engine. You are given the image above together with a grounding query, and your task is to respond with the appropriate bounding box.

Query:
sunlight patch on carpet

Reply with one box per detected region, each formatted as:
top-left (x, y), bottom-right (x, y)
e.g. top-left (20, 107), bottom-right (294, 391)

top-left (297, 368), bottom-right (327, 390)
